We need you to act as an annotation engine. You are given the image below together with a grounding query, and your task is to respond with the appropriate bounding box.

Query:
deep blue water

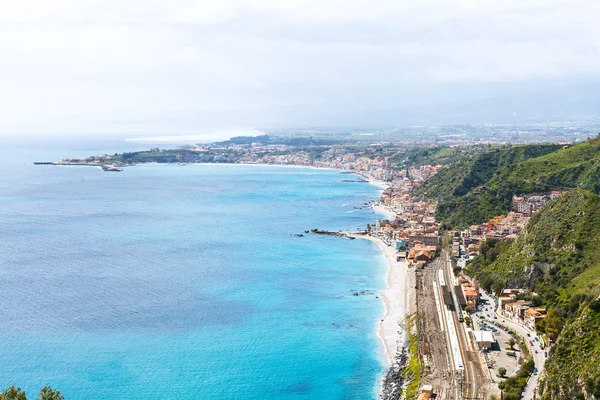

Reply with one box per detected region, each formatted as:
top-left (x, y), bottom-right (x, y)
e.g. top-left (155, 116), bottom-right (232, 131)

top-left (0, 139), bottom-right (387, 399)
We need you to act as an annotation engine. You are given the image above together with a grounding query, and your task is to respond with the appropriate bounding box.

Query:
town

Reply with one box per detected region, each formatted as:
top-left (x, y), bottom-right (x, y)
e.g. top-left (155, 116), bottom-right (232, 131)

top-left (35, 133), bottom-right (600, 400)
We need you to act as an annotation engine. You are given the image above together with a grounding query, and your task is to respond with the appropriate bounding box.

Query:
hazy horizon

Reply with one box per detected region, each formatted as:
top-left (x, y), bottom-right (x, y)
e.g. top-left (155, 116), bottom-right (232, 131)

top-left (2, 0), bottom-right (600, 137)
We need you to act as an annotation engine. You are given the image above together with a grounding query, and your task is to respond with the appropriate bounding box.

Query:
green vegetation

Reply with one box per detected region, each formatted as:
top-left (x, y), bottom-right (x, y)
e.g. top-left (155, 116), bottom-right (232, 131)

top-left (417, 143), bottom-right (561, 202)
top-left (498, 359), bottom-right (535, 400)
top-left (541, 303), bottom-right (600, 400)
top-left (404, 314), bottom-right (421, 400)
top-left (0, 386), bottom-right (63, 400)
top-left (467, 189), bottom-right (600, 398)
top-left (115, 149), bottom-right (201, 164)
top-left (389, 144), bottom-right (490, 167)
top-left (420, 136), bottom-right (600, 227)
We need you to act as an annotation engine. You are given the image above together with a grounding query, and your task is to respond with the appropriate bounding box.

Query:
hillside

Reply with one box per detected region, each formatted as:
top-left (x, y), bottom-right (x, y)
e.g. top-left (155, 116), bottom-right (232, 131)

top-left (417, 143), bottom-right (562, 202)
top-left (426, 136), bottom-right (600, 227)
top-left (387, 144), bottom-right (490, 168)
top-left (467, 189), bottom-right (600, 399)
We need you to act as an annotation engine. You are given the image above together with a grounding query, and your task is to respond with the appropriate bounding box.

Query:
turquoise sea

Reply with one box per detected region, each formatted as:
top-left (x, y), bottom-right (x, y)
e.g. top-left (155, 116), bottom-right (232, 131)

top-left (0, 139), bottom-right (387, 399)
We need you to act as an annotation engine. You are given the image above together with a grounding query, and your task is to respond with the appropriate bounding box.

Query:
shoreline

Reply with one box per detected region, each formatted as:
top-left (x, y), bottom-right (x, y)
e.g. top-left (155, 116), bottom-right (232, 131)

top-left (352, 234), bottom-right (409, 368)
top-left (37, 160), bottom-right (392, 190)
top-left (220, 162), bottom-right (408, 391)
top-left (135, 160), bottom-right (408, 396)
top-left (372, 204), bottom-right (397, 220)
top-left (38, 158), bottom-right (406, 394)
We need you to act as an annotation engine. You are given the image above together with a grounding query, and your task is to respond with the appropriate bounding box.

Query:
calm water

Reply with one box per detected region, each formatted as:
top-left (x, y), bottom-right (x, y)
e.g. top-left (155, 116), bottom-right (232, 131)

top-left (0, 139), bottom-right (387, 399)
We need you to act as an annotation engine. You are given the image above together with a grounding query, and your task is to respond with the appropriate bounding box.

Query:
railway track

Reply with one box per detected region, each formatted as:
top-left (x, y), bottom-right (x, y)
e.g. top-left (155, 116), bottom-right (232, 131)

top-left (441, 245), bottom-right (490, 400)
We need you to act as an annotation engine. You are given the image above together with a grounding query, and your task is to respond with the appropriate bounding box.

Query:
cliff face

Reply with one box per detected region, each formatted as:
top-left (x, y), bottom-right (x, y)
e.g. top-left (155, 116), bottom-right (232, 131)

top-left (468, 189), bottom-right (600, 399)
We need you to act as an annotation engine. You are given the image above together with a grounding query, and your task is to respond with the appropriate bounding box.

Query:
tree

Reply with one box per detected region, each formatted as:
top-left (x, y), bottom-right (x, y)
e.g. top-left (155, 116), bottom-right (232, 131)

top-left (0, 386), bottom-right (63, 400)
top-left (508, 337), bottom-right (516, 349)
top-left (38, 387), bottom-right (63, 400)
top-left (545, 308), bottom-right (565, 342)
top-left (498, 367), bottom-right (507, 378)
top-left (0, 386), bottom-right (27, 400)
top-left (491, 280), bottom-right (505, 296)
top-left (503, 393), bottom-right (521, 400)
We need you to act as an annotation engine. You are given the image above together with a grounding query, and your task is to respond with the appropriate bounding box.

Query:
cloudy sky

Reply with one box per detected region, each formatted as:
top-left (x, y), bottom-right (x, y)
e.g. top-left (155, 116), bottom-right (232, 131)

top-left (1, 0), bottom-right (599, 137)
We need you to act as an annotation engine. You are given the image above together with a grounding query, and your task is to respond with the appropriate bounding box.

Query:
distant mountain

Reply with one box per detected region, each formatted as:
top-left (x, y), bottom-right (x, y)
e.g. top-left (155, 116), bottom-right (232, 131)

top-left (304, 78), bottom-right (600, 127)
top-left (402, 81), bottom-right (600, 125)
top-left (467, 189), bottom-right (600, 399)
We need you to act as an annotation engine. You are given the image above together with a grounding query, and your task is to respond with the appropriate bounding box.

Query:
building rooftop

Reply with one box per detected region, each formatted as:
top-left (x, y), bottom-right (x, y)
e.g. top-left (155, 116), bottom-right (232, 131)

top-left (473, 330), bottom-right (495, 343)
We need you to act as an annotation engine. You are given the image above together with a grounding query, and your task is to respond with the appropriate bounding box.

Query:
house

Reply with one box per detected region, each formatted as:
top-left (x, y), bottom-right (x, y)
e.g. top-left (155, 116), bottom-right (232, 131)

top-left (417, 385), bottom-right (434, 400)
top-left (504, 300), bottom-right (531, 322)
top-left (472, 330), bottom-right (495, 350)
top-left (462, 283), bottom-right (479, 306)
top-left (511, 196), bottom-right (531, 214)
top-left (498, 294), bottom-right (517, 313)
top-left (524, 308), bottom-right (547, 331)
top-left (414, 250), bottom-right (433, 262)
top-left (550, 190), bottom-right (567, 199)
top-left (409, 234), bottom-right (439, 247)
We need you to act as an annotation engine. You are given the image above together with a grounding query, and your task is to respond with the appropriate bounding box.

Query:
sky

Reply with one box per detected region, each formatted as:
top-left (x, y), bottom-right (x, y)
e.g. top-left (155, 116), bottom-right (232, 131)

top-left (1, 0), bottom-right (600, 139)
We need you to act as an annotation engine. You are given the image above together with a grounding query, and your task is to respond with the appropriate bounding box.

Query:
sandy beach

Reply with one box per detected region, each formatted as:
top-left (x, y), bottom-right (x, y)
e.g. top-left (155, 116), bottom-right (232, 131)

top-left (372, 204), bottom-right (397, 220)
top-left (352, 234), bottom-right (409, 366)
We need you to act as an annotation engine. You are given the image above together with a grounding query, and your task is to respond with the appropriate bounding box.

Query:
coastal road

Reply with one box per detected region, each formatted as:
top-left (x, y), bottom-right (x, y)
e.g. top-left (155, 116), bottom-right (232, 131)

top-left (479, 292), bottom-right (546, 400)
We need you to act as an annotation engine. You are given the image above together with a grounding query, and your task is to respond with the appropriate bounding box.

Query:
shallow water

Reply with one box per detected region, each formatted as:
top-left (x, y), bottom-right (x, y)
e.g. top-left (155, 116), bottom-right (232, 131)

top-left (0, 141), bottom-right (387, 399)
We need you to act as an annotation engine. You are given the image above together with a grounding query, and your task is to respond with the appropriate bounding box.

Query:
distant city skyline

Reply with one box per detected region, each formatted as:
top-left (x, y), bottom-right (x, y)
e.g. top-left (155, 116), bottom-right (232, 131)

top-left (1, 0), bottom-right (599, 137)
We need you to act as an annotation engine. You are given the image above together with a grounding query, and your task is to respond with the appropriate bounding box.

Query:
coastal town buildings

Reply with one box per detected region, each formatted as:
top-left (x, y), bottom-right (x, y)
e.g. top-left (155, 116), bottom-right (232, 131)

top-left (495, 288), bottom-right (548, 332)
top-left (453, 191), bottom-right (567, 258)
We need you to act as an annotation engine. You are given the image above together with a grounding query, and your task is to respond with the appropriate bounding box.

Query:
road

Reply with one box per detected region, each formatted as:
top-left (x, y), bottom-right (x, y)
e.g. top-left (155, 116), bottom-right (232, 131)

top-left (479, 291), bottom-right (546, 399)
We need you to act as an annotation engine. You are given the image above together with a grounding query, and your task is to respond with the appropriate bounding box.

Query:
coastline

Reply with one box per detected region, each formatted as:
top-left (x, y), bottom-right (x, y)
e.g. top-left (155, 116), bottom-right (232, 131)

top-left (165, 161), bottom-right (409, 391)
top-left (39, 159), bottom-right (407, 395)
top-left (211, 162), bottom-right (408, 391)
top-left (352, 234), bottom-right (409, 367)
top-left (372, 204), bottom-right (396, 220)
